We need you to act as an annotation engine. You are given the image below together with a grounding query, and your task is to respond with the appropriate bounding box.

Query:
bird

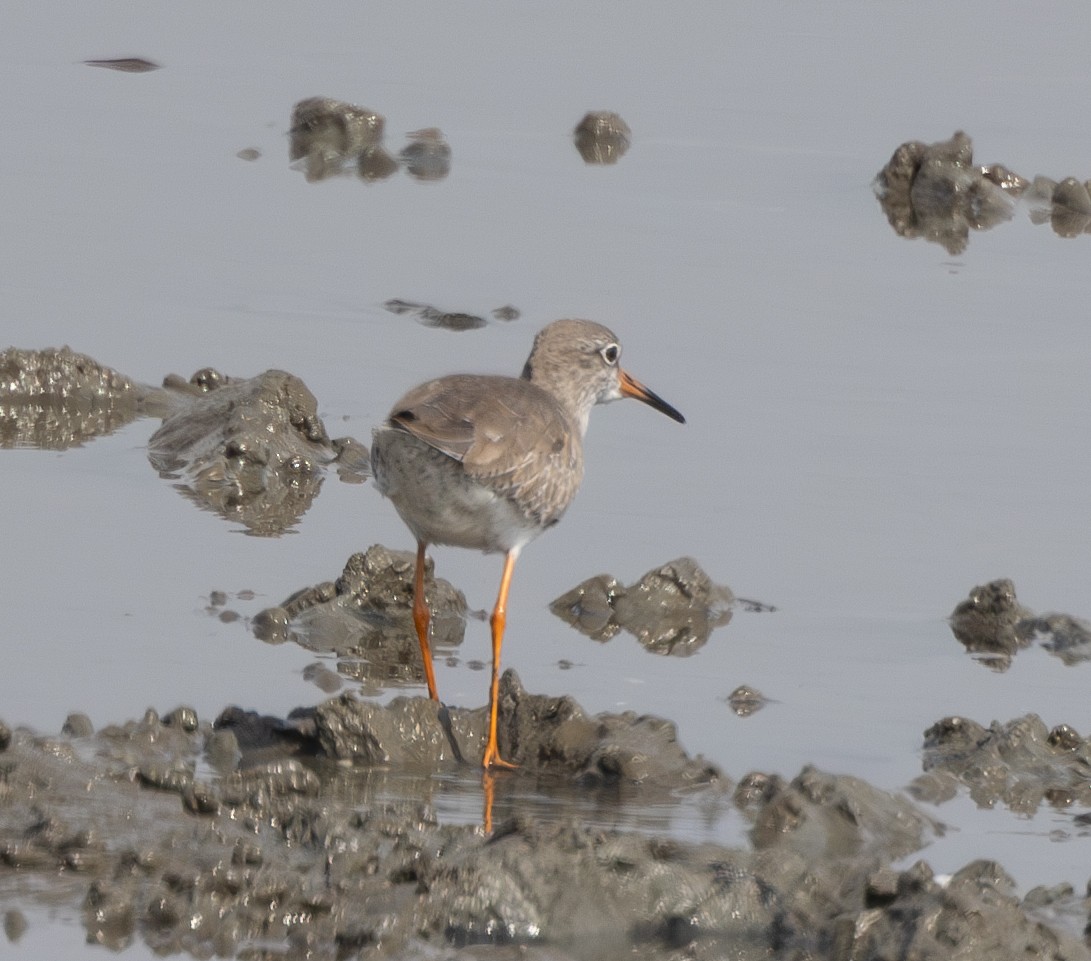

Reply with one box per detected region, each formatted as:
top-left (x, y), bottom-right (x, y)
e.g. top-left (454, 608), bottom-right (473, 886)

top-left (371, 318), bottom-right (685, 768)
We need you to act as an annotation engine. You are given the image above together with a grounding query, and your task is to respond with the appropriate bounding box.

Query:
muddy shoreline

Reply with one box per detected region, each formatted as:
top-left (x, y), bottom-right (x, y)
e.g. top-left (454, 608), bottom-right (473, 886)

top-left (3, 347), bottom-right (1091, 959)
top-left (1, 686), bottom-right (1087, 959)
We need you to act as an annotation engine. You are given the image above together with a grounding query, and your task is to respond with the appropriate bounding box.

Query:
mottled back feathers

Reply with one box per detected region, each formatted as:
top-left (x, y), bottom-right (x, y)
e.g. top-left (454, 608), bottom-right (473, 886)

top-left (386, 373), bottom-right (583, 527)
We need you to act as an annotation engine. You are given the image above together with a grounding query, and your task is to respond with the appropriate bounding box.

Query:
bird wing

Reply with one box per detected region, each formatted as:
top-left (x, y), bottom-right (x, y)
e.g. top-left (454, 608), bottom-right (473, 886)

top-left (387, 375), bottom-right (482, 460)
top-left (386, 374), bottom-right (583, 525)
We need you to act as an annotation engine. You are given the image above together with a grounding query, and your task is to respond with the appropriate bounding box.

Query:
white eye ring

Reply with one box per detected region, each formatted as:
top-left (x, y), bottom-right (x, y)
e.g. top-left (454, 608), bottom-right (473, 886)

top-left (600, 343), bottom-right (620, 365)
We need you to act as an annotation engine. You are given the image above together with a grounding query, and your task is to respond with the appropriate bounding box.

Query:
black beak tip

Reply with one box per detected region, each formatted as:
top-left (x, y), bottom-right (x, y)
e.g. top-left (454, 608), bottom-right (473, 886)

top-left (648, 393), bottom-right (685, 425)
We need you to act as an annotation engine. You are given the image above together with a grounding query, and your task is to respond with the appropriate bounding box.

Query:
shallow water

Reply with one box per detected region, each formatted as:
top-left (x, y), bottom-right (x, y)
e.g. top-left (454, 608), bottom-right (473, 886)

top-left (4, 1), bottom-right (1091, 951)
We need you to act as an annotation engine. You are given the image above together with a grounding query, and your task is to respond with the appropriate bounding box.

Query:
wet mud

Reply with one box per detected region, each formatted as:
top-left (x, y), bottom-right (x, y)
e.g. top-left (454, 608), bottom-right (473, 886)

top-left (3, 346), bottom-right (1091, 958)
top-left (288, 97), bottom-right (449, 184)
top-left (148, 367), bottom-right (345, 535)
top-left (912, 713), bottom-right (1091, 814)
top-left (383, 298), bottom-right (521, 332)
top-left (83, 57), bottom-right (160, 73)
top-left (253, 546), bottom-right (469, 693)
top-left (550, 556), bottom-right (738, 655)
top-left (0, 346), bottom-right (167, 450)
top-left (949, 578), bottom-right (1091, 671)
top-left (874, 130), bottom-right (1091, 252)
top-left (0, 692), bottom-right (1084, 960)
top-left (286, 96), bottom-right (634, 183)
top-left (725, 685), bottom-right (769, 717)
top-left (573, 111), bottom-right (632, 165)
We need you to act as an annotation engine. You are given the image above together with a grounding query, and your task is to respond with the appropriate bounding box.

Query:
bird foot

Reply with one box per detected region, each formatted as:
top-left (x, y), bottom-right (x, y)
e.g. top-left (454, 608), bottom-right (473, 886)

top-left (482, 746), bottom-right (518, 770)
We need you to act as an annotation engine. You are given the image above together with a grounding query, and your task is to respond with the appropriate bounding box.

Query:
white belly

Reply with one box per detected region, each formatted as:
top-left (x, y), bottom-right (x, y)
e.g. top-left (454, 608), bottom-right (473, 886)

top-left (371, 427), bottom-right (549, 554)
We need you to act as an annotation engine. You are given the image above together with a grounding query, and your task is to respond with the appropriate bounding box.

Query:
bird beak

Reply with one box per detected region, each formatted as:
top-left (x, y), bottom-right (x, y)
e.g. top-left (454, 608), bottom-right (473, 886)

top-left (620, 370), bottom-right (686, 424)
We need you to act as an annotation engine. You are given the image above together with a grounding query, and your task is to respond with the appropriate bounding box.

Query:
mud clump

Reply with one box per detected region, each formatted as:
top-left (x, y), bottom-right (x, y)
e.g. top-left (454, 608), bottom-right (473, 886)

top-left (574, 110), bottom-right (632, 164)
top-left (838, 859), bottom-right (1078, 961)
top-left (949, 578), bottom-right (1035, 670)
top-left (252, 545), bottom-right (468, 691)
top-left (384, 298), bottom-right (489, 332)
top-left (949, 578), bottom-right (1091, 670)
top-left (289, 97), bottom-right (451, 184)
top-left (875, 130), bottom-right (1091, 250)
top-left (383, 299), bottom-right (519, 331)
top-left (912, 713), bottom-right (1091, 815)
top-left (221, 670), bottom-right (723, 786)
top-left (873, 131), bottom-right (1022, 254)
top-left (0, 693), bottom-right (1080, 960)
top-left (726, 684), bottom-right (768, 717)
top-left (551, 556), bottom-right (737, 655)
top-left (83, 57), bottom-right (159, 72)
top-left (148, 367), bottom-right (344, 535)
top-left (0, 351), bottom-right (367, 538)
top-left (289, 95), bottom-right (390, 182)
top-left (0, 346), bottom-right (167, 449)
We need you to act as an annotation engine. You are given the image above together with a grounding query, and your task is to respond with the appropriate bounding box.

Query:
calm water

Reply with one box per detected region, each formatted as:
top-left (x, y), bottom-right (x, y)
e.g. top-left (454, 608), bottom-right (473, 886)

top-left (4, 2), bottom-right (1091, 952)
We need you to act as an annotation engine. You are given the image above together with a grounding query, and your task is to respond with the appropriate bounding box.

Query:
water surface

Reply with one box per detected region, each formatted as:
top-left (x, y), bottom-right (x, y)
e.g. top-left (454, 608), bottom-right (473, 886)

top-left (3, 2), bottom-right (1091, 950)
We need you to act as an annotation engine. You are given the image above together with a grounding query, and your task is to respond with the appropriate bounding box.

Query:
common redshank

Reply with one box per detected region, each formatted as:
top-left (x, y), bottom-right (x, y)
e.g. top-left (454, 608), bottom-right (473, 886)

top-left (371, 318), bottom-right (685, 768)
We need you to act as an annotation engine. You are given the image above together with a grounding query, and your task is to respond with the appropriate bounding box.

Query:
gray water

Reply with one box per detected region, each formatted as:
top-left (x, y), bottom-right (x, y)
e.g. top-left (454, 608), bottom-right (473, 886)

top-left (4, 2), bottom-right (1091, 954)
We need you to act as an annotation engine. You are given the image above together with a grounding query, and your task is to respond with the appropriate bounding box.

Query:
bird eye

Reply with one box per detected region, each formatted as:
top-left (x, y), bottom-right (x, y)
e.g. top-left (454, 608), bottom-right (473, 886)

top-left (600, 343), bottom-right (620, 365)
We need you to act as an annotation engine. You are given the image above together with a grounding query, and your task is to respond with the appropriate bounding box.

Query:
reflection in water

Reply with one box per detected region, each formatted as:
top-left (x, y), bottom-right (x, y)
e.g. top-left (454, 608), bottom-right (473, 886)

top-left (1024, 613), bottom-right (1091, 666)
top-left (1027, 176), bottom-right (1091, 238)
top-left (573, 111), bottom-right (631, 165)
top-left (400, 127), bottom-right (451, 181)
top-left (337, 763), bottom-right (739, 844)
top-left (875, 130), bottom-right (1091, 252)
top-left (3, 909), bottom-right (27, 944)
top-left (302, 662), bottom-right (343, 694)
top-left (0, 398), bottom-right (138, 451)
top-left (482, 768), bottom-right (497, 832)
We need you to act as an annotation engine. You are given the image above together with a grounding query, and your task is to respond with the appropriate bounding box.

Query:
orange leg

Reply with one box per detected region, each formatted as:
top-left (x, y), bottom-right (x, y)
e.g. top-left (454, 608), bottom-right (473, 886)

top-left (483, 549), bottom-right (519, 769)
top-left (412, 540), bottom-right (440, 701)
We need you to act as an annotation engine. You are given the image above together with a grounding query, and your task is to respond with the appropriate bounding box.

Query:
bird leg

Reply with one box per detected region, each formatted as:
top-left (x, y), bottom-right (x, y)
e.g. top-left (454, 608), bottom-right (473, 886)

top-left (412, 540), bottom-right (440, 701)
top-left (483, 549), bottom-right (519, 769)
